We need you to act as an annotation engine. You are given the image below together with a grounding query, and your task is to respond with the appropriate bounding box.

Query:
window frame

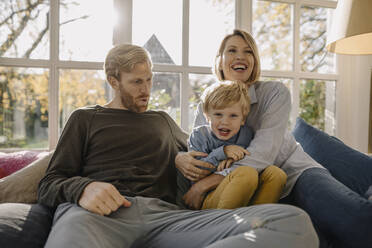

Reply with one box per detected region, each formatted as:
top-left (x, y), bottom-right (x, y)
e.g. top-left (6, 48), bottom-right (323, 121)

top-left (238, 0), bottom-right (338, 130)
top-left (0, 0), bottom-right (339, 151)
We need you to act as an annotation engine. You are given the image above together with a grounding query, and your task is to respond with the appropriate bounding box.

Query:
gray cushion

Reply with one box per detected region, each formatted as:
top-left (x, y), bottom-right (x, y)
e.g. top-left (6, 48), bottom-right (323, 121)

top-left (0, 152), bottom-right (52, 203)
top-left (0, 203), bottom-right (53, 248)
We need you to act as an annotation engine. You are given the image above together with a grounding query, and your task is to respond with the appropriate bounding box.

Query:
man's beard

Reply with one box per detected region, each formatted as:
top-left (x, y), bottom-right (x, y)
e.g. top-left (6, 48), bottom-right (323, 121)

top-left (119, 85), bottom-right (149, 113)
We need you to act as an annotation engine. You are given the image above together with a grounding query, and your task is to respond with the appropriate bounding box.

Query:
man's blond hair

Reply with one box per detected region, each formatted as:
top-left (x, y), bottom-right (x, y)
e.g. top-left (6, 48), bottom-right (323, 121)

top-left (104, 44), bottom-right (152, 81)
top-left (202, 81), bottom-right (250, 119)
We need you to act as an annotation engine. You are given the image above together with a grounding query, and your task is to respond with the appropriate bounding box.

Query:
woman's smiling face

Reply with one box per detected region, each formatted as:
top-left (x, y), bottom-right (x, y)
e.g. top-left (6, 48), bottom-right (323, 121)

top-left (220, 35), bottom-right (255, 82)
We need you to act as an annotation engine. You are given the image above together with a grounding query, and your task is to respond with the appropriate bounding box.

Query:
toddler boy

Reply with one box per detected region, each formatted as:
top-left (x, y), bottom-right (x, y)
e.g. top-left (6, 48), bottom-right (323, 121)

top-left (188, 81), bottom-right (287, 209)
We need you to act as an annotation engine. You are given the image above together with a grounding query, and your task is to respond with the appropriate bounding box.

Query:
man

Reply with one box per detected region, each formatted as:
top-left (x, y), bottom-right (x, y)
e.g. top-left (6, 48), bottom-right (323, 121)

top-left (37, 44), bottom-right (319, 248)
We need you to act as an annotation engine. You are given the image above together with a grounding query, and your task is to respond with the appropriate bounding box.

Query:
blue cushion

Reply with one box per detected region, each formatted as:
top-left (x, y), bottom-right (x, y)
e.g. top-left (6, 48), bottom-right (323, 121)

top-left (292, 117), bottom-right (372, 196)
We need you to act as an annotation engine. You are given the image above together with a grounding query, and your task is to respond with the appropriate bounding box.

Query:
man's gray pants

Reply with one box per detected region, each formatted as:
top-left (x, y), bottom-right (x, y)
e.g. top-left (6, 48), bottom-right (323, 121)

top-left (44, 196), bottom-right (319, 248)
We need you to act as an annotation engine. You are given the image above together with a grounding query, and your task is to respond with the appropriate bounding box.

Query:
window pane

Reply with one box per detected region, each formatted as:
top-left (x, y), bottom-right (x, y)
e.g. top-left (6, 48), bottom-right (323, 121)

top-left (0, 67), bottom-right (49, 148)
top-left (300, 6), bottom-right (336, 73)
top-left (300, 79), bottom-right (336, 135)
top-left (149, 72), bottom-right (181, 125)
top-left (60, 0), bottom-right (114, 61)
top-left (189, 0), bottom-right (235, 67)
top-left (253, 0), bottom-right (293, 71)
top-left (188, 74), bottom-right (218, 131)
top-left (59, 70), bottom-right (109, 131)
top-left (133, 0), bottom-right (182, 65)
top-left (0, 1), bottom-right (49, 59)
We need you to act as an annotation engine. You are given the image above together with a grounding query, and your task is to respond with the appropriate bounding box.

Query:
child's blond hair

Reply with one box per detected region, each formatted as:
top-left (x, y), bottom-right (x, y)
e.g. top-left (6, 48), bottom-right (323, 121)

top-left (202, 81), bottom-right (250, 119)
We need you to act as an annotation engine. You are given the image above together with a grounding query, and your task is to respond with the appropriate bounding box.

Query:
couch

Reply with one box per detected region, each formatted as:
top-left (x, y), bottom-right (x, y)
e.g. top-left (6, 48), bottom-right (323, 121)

top-left (0, 152), bottom-right (53, 248)
top-left (0, 117), bottom-right (371, 248)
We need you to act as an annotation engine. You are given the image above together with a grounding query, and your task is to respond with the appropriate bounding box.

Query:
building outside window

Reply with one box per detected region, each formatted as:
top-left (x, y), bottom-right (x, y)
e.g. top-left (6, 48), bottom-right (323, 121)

top-left (0, 0), bottom-right (338, 150)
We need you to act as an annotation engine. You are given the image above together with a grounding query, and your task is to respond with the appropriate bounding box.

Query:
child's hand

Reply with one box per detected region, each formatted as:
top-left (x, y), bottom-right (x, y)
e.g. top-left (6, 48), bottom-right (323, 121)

top-left (224, 145), bottom-right (250, 161)
top-left (217, 158), bottom-right (234, 171)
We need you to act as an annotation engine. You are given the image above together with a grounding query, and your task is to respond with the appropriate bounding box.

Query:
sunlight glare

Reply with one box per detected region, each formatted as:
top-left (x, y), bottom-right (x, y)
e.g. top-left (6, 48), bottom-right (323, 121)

top-left (112, 7), bottom-right (120, 29)
top-left (60, 0), bottom-right (113, 61)
top-left (233, 213), bottom-right (244, 224)
top-left (244, 231), bottom-right (257, 242)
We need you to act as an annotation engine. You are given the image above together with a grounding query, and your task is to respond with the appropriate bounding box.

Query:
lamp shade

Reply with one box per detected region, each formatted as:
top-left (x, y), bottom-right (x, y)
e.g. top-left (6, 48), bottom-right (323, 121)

top-left (326, 0), bottom-right (372, 55)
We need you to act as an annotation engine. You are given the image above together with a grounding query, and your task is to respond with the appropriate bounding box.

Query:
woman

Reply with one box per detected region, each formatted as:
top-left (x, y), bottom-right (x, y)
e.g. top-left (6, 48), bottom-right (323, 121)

top-left (176, 29), bottom-right (372, 248)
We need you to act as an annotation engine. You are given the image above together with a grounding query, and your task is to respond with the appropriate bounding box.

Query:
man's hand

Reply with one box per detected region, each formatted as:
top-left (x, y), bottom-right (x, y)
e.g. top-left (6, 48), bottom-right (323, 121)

top-left (182, 174), bottom-right (225, 209)
top-left (223, 145), bottom-right (249, 161)
top-left (183, 183), bottom-right (206, 210)
top-left (175, 151), bottom-right (215, 182)
top-left (78, 182), bottom-right (131, 216)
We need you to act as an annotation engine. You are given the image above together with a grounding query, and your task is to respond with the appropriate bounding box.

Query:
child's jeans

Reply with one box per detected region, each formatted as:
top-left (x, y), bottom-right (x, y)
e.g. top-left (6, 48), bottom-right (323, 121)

top-left (202, 165), bottom-right (287, 209)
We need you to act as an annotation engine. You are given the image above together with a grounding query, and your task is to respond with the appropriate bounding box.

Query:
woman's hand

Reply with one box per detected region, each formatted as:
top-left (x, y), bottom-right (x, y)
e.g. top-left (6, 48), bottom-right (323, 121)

top-left (175, 151), bottom-right (215, 182)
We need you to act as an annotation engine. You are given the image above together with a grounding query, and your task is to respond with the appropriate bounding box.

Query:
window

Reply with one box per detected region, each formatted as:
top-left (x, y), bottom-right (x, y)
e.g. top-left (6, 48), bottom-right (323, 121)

top-left (59, 0), bottom-right (114, 61)
top-left (250, 0), bottom-right (337, 133)
top-left (1, 0), bottom-right (51, 149)
top-left (0, 0), bottom-right (338, 150)
top-left (149, 72), bottom-right (181, 124)
top-left (0, 1), bottom-right (50, 59)
top-left (0, 0), bottom-right (113, 150)
top-left (253, 1), bottom-right (293, 71)
top-left (133, 0), bottom-right (183, 65)
top-left (59, 70), bottom-right (108, 130)
top-left (131, 0), bottom-right (235, 128)
top-left (0, 67), bottom-right (49, 148)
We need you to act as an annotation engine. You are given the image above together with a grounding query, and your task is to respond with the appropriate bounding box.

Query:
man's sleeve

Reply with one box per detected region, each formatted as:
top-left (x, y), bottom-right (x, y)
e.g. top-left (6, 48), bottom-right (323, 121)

top-left (37, 109), bottom-right (95, 208)
top-left (158, 112), bottom-right (190, 208)
top-left (163, 115), bottom-right (188, 152)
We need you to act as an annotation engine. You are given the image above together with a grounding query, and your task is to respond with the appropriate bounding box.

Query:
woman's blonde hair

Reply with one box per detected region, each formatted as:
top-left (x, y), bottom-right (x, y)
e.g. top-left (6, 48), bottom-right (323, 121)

top-left (104, 44), bottom-right (152, 81)
top-left (202, 81), bottom-right (250, 119)
top-left (214, 29), bottom-right (261, 86)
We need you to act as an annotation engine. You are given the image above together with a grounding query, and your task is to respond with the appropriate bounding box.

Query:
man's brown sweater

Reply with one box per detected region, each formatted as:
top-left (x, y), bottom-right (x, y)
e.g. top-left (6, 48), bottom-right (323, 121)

top-left (37, 105), bottom-right (188, 208)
